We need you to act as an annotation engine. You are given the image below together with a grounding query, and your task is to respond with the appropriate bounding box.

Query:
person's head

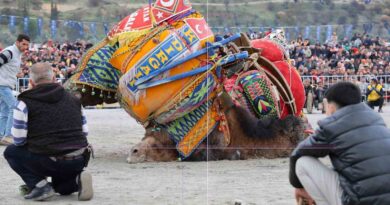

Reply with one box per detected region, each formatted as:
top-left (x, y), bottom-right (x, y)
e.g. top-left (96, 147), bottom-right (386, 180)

top-left (15, 34), bottom-right (30, 52)
top-left (29, 62), bottom-right (55, 87)
top-left (370, 77), bottom-right (378, 86)
top-left (325, 82), bottom-right (361, 116)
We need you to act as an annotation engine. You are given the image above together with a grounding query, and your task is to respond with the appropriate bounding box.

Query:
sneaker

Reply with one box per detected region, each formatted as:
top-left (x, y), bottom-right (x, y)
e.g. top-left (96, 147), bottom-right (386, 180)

top-left (19, 184), bottom-right (31, 196)
top-left (0, 136), bottom-right (13, 146)
top-left (78, 171), bottom-right (93, 201)
top-left (24, 180), bottom-right (55, 201)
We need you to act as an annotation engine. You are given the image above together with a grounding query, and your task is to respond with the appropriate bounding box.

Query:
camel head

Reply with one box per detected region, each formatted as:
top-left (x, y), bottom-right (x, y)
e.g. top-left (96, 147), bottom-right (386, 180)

top-left (127, 125), bottom-right (178, 163)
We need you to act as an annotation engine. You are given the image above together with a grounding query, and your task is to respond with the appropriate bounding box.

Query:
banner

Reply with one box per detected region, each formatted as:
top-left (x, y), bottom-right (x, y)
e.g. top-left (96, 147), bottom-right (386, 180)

top-left (259, 27), bottom-right (264, 33)
top-left (37, 18), bottom-right (43, 37)
top-left (294, 26), bottom-right (299, 36)
top-left (23, 17), bottom-right (29, 34)
top-left (103, 23), bottom-right (109, 35)
top-left (285, 28), bottom-right (290, 41)
top-left (90, 23), bottom-right (97, 39)
top-left (304, 26), bottom-right (311, 39)
top-left (344, 24), bottom-right (353, 39)
top-left (78, 22), bottom-right (84, 38)
top-left (326, 25), bottom-right (332, 41)
top-left (384, 22), bottom-right (390, 35)
top-left (224, 27), bottom-right (230, 34)
top-left (9, 16), bottom-right (16, 33)
top-left (363, 23), bottom-right (373, 33)
top-left (51, 20), bottom-right (57, 39)
top-left (316, 26), bottom-right (321, 42)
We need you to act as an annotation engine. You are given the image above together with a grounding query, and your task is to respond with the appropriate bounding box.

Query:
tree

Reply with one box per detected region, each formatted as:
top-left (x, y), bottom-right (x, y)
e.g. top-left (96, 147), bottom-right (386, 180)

top-left (51, 0), bottom-right (58, 20)
top-left (17, 0), bottom-right (30, 16)
top-left (31, 0), bottom-right (43, 10)
top-left (88, 0), bottom-right (99, 7)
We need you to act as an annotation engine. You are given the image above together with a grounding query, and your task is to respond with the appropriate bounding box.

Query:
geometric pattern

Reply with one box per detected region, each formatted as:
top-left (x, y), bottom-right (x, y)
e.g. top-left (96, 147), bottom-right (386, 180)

top-left (239, 71), bottom-right (279, 119)
top-left (166, 100), bottom-right (216, 157)
top-left (78, 43), bottom-right (121, 90)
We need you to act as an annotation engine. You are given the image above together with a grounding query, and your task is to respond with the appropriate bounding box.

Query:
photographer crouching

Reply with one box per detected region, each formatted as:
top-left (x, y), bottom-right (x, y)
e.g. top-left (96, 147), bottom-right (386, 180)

top-left (3, 62), bottom-right (93, 201)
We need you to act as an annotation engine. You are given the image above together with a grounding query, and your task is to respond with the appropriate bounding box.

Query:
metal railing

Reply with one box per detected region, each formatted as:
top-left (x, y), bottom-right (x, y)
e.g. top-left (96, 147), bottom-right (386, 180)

top-left (15, 75), bottom-right (390, 100)
top-left (301, 75), bottom-right (390, 102)
top-left (15, 77), bottom-right (66, 93)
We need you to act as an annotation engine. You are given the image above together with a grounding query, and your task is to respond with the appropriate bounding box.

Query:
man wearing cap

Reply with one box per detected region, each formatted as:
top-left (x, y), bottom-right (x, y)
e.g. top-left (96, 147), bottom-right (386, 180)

top-left (366, 77), bottom-right (384, 112)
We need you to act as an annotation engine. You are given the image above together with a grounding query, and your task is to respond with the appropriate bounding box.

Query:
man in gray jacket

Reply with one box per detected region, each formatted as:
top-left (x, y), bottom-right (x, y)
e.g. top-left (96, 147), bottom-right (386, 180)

top-left (0, 34), bottom-right (30, 145)
top-left (290, 82), bottom-right (390, 205)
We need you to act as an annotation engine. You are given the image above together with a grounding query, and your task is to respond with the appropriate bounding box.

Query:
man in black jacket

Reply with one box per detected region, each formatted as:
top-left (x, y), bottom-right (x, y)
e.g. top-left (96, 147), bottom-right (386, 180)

top-left (3, 62), bottom-right (93, 201)
top-left (290, 82), bottom-right (390, 205)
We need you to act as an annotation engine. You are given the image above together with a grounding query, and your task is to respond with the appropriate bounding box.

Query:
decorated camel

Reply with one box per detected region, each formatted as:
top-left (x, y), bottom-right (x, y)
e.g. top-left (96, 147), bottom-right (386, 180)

top-left (65, 0), bottom-right (308, 163)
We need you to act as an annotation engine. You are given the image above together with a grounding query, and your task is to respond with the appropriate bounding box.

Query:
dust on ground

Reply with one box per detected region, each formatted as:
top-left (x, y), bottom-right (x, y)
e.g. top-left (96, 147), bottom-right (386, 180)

top-left (1, 106), bottom-right (389, 205)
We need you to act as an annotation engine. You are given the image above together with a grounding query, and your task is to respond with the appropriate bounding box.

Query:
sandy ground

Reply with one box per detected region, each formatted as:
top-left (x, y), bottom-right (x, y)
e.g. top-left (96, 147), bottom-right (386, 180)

top-left (1, 105), bottom-right (390, 205)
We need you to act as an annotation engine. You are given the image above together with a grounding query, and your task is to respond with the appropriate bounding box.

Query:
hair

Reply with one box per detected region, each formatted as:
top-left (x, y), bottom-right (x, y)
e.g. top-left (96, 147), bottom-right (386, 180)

top-left (30, 62), bottom-right (54, 84)
top-left (325, 82), bottom-right (361, 108)
top-left (17, 34), bottom-right (30, 42)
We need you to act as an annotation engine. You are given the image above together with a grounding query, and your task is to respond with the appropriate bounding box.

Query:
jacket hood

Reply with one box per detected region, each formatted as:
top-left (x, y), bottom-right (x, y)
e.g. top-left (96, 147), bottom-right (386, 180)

top-left (18, 83), bottom-right (65, 104)
top-left (317, 103), bottom-right (385, 139)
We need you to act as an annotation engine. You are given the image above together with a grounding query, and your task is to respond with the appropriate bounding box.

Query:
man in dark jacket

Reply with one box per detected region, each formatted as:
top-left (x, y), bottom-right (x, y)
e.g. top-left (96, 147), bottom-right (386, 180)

top-left (3, 63), bottom-right (93, 201)
top-left (290, 82), bottom-right (390, 205)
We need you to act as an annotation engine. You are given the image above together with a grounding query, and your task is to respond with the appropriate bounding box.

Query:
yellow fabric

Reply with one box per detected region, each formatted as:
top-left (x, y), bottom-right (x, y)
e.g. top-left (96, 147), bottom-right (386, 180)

top-left (367, 84), bottom-right (383, 101)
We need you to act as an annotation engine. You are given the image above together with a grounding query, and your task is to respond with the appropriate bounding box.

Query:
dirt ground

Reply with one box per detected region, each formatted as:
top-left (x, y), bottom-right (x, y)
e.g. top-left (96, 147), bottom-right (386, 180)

top-left (1, 106), bottom-right (389, 205)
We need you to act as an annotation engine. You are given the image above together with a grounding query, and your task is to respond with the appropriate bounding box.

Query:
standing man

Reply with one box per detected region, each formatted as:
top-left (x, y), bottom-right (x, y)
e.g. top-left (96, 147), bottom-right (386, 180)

top-left (3, 62), bottom-right (93, 201)
top-left (366, 77), bottom-right (384, 112)
top-left (0, 34), bottom-right (30, 145)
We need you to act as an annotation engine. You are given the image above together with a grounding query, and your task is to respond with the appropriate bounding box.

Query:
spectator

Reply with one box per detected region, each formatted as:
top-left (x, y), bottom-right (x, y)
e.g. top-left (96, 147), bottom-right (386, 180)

top-left (366, 77), bottom-right (384, 112)
top-left (3, 62), bottom-right (94, 201)
top-left (290, 82), bottom-right (390, 205)
top-left (0, 34), bottom-right (30, 146)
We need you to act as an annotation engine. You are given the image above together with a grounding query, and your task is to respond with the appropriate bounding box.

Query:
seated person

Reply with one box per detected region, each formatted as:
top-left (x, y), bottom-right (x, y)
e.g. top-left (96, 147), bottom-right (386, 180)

top-left (290, 82), bottom-right (390, 205)
top-left (3, 62), bottom-right (93, 201)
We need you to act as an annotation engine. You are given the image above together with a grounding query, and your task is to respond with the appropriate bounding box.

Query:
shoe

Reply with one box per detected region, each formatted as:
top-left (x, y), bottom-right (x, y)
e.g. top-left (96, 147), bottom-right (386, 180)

top-left (24, 181), bottom-right (55, 201)
top-left (19, 184), bottom-right (31, 196)
top-left (378, 109), bottom-right (383, 113)
top-left (78, 171), bottom-right (93, 201)
top-left (0, 136), bottom-right (13, 146)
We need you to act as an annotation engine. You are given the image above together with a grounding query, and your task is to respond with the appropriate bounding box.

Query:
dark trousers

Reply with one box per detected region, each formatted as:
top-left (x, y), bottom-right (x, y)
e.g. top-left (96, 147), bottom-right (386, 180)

top-left (367, 97), bottom-right (384, 110)
top-left (3, 145), bottom-right (86, 195)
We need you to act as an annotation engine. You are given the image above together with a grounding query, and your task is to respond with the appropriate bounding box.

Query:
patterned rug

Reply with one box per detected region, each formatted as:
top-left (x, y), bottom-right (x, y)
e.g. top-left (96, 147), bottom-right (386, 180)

top-left (239, 70), bottom-right (279, 119)
top-left (166, 100), bottom-right (217, 157)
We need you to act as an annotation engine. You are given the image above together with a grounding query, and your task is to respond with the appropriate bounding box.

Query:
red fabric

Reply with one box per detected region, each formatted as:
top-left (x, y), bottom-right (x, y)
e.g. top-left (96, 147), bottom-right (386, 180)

top-left (272, 61), bottom-right (305, 118)
top-left (251, 39), bottom-right (284, 62)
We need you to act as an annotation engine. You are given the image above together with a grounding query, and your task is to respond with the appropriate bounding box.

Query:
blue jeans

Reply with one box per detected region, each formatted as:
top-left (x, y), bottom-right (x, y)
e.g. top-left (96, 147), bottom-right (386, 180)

top-left (4, 145), bottom-right (86, 195)
top-left (0, 86), bottom-right (16, 137)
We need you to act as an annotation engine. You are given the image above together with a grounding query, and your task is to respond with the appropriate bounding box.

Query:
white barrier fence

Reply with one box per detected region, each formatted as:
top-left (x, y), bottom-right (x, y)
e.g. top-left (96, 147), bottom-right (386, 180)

top-left (15, 75), bottom-right (390, 101)
top-left (301, 75), bottom-right (390, 101)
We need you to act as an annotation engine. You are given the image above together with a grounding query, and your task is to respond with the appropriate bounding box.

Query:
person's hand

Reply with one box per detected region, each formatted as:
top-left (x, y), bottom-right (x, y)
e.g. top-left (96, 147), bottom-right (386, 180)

top-left (295, 188), bottom-right (315, 205)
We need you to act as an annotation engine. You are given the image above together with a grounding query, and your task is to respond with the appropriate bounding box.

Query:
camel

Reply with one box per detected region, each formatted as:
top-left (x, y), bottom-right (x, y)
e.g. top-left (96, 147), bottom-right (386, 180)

top-left (65, 0), bottom-right (309, 163)
top-left (127, 93), bottom-right (305, 163)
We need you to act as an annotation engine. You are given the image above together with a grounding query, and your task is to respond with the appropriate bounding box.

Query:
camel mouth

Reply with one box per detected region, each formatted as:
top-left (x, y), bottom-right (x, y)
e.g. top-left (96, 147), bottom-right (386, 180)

top-left (126, 155), bottom-right (146, 164)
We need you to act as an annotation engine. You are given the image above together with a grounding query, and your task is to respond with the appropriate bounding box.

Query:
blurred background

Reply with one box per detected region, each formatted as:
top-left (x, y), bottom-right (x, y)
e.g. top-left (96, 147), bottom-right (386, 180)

top-left (0, 0), bottom-right (389, 44)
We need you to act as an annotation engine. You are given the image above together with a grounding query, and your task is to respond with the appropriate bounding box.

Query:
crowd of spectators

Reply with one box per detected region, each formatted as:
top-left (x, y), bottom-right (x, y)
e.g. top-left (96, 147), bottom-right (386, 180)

top-left (245, 31), bottom-right (390, 79)
top-left (0, 40), bottom-right (93, 91)
top-left (0, 31), bottom-right (389, 92)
